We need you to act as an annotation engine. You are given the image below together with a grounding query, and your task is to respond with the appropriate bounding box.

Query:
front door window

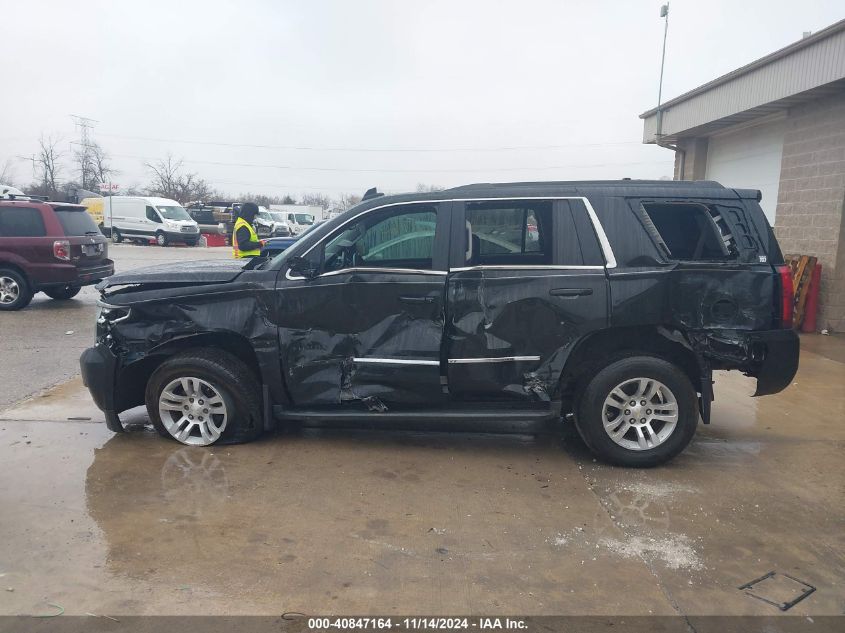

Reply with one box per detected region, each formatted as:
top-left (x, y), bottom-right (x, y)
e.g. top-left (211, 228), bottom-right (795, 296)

top-left (322, 206), bottom-right (437, 272)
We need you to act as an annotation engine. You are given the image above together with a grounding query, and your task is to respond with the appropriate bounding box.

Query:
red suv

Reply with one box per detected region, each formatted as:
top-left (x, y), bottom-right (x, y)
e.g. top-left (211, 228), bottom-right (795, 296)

top-left (0, 198), bottom-right (114, 310)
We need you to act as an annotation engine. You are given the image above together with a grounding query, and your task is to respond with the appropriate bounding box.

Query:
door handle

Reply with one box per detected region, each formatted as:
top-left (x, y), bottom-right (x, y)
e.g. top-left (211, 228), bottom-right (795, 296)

top-left (550, 288), bottom-right (593, 297)
top-left (399, 295), bottom-right (435, 304)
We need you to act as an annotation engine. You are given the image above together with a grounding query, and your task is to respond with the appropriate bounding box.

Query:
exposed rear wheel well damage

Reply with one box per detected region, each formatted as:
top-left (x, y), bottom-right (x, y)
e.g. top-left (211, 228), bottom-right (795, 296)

top-left (558, 325), bottom-right (702, 414)
top-left (115, 333), bottom-right (262, 412)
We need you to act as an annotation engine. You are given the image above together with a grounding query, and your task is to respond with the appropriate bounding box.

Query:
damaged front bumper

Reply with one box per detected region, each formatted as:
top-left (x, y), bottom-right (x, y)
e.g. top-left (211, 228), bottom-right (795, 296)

top-left (80, 343), bottom-right (123, 431)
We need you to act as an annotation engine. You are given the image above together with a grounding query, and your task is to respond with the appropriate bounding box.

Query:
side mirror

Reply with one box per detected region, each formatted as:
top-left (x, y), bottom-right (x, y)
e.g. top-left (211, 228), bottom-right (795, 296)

top-left (287, 255), bottom-right (319, 279)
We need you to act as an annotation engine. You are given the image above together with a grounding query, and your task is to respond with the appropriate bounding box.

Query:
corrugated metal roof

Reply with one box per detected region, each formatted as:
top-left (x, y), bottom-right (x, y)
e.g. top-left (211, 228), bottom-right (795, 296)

top-left (641, 19), bottom-right (845, 142)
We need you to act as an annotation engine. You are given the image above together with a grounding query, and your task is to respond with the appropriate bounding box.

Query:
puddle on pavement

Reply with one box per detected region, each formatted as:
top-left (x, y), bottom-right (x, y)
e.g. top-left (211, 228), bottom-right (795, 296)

top-left (1, 421), bottom-right (675, 614)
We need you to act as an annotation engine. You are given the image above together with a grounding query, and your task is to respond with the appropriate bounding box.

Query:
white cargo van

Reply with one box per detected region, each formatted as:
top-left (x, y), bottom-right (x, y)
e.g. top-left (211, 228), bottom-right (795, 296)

top-left (102, 197), bottom-right (200, 246)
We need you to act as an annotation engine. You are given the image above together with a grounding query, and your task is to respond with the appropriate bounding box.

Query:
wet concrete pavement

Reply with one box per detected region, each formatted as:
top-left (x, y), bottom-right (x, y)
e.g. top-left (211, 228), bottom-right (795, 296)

top-left (0, 337), bottom-right (843, 617)
top-left (0, 244), bottom-right (232, 409)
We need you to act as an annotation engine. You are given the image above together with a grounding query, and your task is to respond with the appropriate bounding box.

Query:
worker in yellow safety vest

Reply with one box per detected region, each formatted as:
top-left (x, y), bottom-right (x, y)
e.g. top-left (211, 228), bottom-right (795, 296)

top-left (232, 202), bottom-right (265, 258)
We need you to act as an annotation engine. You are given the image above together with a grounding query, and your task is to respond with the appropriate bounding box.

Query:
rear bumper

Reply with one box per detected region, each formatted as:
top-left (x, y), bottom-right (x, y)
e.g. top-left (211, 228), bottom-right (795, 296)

top-left (749, 329), bottom-right (800, 396)
top-left (80, 343), bottom-right (117, 413)
top-left (32, 260), bottom-right (114, 288)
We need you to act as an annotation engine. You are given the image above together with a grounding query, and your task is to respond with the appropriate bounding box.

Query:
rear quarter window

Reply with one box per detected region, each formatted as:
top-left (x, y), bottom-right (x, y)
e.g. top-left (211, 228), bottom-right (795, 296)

top-left (0, 207), bottom-right (47, 237)
top-left (54, 209), bottom-right (101, 236)
top-left (640, 202), bottom-right (733, 261)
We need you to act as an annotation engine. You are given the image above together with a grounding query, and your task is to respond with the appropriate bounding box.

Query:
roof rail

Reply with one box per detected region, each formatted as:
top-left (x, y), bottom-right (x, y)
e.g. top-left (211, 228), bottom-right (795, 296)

top-left (0, 192), bottom-right (48, 202)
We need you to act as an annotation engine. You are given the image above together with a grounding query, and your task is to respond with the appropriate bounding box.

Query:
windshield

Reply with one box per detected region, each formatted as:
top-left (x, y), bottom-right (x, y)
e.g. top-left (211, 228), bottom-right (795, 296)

top-left (157, 205), bottom-right (191, 221)
top-left (295, 213), bottom-right (314, 224)
top-left (269, 212), bottom-right (288, 222)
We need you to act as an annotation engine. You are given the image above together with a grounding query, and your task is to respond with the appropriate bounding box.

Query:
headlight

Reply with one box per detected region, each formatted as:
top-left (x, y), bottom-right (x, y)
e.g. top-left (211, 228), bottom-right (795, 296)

top-left (96, 300), bottom-right (131, 324)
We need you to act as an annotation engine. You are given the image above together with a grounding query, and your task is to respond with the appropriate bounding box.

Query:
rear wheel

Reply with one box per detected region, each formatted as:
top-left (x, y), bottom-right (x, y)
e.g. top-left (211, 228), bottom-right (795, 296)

top-left (155, 232), bottom-right (168, 247)
top-left (145, 349), bottom-right (263, 446)
top-left (575, 355), bottom-right (698, 467)
top-left (112, 228), bottom-right (123, 243)
top-left (44, 285), bottom-right (81, 300)
top-left (0, 268), bottom-right (33, 311)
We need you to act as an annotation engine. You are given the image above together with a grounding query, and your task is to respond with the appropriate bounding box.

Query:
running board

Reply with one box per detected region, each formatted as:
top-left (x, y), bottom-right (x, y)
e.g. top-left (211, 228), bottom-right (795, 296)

top-left (273, 406), bottom-right (555, 424)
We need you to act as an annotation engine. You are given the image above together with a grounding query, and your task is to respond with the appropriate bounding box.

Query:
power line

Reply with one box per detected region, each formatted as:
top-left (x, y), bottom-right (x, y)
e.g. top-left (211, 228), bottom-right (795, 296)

top-left (103, 150), bottom-right (671, 174)
top-left (96, 131), bottom-right (644, 153)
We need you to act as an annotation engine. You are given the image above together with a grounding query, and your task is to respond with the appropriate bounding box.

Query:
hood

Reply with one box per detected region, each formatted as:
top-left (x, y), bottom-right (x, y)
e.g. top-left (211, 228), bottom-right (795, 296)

top-left (97, 259), bottom-right (246, 291)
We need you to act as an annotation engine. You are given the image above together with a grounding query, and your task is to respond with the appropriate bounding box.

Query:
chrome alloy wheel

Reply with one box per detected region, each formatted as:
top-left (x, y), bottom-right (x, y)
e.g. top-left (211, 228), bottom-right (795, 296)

top-left (0, 276), bottom-right (20, 304)
top-left (602, 378), bottom-right (679, 451)
top-left (158, 377), bottom-right (228, 446)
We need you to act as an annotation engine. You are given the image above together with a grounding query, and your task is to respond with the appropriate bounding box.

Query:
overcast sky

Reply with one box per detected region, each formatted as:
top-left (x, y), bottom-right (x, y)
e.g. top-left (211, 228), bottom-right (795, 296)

top-left (1, 0), bottom-right (843, 200)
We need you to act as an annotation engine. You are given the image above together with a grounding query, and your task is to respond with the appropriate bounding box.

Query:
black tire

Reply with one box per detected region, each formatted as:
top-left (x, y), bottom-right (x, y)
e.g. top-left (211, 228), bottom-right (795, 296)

top-left (145, 348), bottom-right (263, 446)
top-left (43, 285), bottom-right (81, 300)
top-left (0, 267), bottom-right (34, 311)
top-left (155, 232), bottom-right (169, 247)
top-left (575, 355), bottom-right (698, 467)
top-left (112, 228), bottom-right (123, 243)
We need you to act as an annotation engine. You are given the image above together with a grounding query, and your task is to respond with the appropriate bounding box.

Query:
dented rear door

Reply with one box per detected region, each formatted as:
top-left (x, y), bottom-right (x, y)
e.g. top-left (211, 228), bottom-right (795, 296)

top-left (445, 198), bottom-right (609, 403)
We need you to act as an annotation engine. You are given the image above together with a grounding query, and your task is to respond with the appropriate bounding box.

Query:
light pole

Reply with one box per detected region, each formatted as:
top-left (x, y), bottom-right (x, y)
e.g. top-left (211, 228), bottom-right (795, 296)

top-left (656, 3), bottom-right (670, 139)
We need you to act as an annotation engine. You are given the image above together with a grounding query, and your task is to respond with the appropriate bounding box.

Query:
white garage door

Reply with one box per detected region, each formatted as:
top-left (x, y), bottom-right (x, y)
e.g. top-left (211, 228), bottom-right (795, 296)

top-left (705, 117), bottom-right (786, 224)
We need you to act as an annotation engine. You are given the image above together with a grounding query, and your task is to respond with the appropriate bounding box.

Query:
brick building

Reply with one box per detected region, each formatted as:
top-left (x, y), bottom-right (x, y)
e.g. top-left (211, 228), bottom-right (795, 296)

top-left (640, 19), bottom-right (845, 331)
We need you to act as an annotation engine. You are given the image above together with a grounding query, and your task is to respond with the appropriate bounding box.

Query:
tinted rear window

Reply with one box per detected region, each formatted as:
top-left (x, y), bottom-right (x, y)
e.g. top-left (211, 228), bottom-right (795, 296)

top-left (54, 209), bottom-right (100, 236)
top-left (0, 207), bottom-right (46, 237)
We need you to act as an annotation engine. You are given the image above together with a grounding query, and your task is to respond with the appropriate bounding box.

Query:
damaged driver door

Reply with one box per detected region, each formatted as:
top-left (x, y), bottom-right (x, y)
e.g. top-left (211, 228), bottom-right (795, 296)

top-left (275, 202), bottom-right (451, 408)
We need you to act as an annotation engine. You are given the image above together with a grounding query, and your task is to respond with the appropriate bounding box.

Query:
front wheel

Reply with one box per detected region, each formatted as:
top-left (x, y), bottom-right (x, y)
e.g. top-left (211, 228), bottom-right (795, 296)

top-left (155, 232), bottom-right (169, 247)
top-left (112, 228), bottom-right (123, 243)
top-left (575, 356), bottom-right (698, 467)
top-left (145, 349), bottom-right (263, 446)
top-left (44, 285), bottom-right (81, 300)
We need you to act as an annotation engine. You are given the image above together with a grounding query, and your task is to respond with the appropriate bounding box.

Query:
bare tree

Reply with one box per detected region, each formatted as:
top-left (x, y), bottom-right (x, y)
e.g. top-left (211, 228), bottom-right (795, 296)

top-left (415, 183), bottom-right (444, 193)
top-left (0, 158), bottom-right (16, 184)
top-left (335, 193), bottom-right (362, 211)
top-left (90, 143), bottom-right (116, 187)
top-left (238, 193), bottom-right (300, 207)
top-left (145, 155), bottom-right (215, 203)
top-left (175, 171), bottom-right (214, 202)
top-left (145, 155), bottom-right (183, 199)
top-left (34, 134), bottom-right (64, 197)
top-left (300, 192), bottom-right (331, 209)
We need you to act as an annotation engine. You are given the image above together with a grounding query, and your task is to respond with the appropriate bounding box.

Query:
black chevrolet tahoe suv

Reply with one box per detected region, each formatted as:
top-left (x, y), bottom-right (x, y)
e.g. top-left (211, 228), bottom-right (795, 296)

top-left (80, 180), bottom-right (798, 466)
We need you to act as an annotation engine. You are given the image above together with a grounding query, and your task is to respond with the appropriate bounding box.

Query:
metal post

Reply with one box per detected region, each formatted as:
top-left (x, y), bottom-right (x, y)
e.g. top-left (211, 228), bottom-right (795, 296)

top-left (656, 3), bottom-right (670, 138)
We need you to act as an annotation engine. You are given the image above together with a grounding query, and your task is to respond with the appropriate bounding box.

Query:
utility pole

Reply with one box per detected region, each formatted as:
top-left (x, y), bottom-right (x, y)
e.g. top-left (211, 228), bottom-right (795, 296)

top-left (656, 3), bottom-right (670, 139)
top-left (70, 114), bottom-right (98, 190)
